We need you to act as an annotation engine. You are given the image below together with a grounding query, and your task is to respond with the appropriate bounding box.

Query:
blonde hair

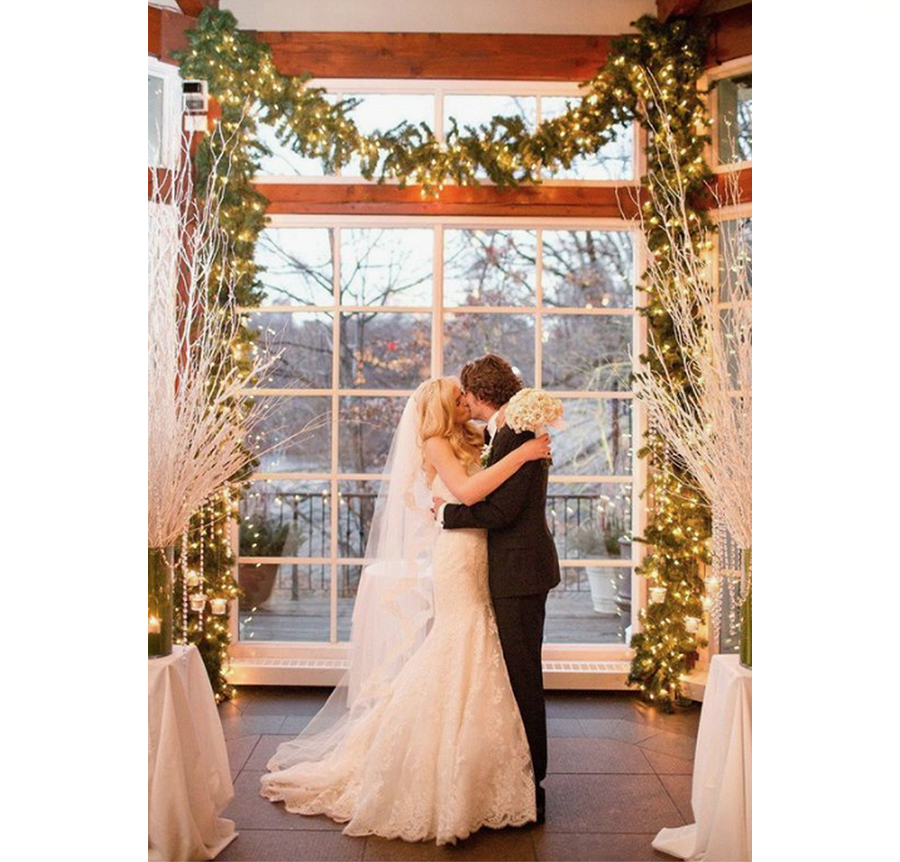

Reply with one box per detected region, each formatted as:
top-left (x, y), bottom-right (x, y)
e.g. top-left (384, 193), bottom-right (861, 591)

top-left (417, 377), bottom-right (483, 467)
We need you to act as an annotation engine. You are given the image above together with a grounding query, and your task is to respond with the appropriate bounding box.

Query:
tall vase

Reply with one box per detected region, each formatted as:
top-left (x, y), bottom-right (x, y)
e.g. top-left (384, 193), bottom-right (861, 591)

top-left (739, 549), bottom-right (751, 669)
top-left (149, 546), bottom-right (174, 658)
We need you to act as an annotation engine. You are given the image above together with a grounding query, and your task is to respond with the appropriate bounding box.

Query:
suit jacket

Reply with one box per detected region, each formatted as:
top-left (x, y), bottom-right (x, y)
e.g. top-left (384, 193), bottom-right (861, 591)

top-left (442, 424), bottom-right (561, 599)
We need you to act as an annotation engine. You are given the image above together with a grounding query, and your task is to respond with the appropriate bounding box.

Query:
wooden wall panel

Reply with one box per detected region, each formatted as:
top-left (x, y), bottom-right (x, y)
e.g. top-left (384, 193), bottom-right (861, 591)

top-left (707, 4), bottom-right (752, 65)
top-left (255, 32), bottom-right (616, 81)
top-left (714, 166), bottom-right (752, 206)
top-left (176, 0), bottom-right (217, 17)
top-left (657, 0), bottom-right (703, 23)
top-left (148, 6), bottom-right (197, 65)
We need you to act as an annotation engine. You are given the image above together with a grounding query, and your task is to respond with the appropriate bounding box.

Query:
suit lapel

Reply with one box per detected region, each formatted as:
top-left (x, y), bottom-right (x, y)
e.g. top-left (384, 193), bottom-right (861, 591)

top-left (488, 425), bottom-right (509, 466)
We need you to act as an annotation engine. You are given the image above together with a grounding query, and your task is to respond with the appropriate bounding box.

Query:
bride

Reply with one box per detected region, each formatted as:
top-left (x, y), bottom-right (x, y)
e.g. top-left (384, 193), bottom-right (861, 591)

top-left (260, 377), bottom-right (551, 845)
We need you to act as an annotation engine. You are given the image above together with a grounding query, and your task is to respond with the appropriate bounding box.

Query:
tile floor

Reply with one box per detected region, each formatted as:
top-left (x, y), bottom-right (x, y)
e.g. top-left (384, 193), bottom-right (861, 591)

top-left (216, 687), bottom-right (700, 862)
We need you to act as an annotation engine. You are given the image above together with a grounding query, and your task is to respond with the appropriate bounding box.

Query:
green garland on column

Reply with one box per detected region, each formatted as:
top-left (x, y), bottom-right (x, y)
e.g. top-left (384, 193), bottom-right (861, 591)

top-left (174, 491), bottom-right (241, 702)
top-left (172, 9), bottom-right (718, 706)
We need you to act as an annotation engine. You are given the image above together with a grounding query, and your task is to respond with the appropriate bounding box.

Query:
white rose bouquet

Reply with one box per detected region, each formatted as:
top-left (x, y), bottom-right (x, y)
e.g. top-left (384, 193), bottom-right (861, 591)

top-left (504, 388), bottom-right (566, 435)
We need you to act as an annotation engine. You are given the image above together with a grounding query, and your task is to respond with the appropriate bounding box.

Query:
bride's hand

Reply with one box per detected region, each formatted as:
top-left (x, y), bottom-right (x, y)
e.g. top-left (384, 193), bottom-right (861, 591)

top-left (520, 434), bottom-right (551, 463)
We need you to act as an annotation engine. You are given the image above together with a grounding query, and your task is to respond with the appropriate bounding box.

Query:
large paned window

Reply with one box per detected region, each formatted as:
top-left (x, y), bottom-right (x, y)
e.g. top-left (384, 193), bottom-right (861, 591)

top-left (241, 219), bottom-right (639, 646)
top-left (253, 80), bottom-right (635, 183)
top-left (708, 60), bottom-right (752, 169)
top-left (236, 82), bottom-right (642, 656)
top-left (148, 58), bottom-right (182, 168)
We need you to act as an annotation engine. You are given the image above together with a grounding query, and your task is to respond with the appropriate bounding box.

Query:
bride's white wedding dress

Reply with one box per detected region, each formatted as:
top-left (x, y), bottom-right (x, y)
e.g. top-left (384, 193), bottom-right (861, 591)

top-left (260, 468), bottom-right (536, 845)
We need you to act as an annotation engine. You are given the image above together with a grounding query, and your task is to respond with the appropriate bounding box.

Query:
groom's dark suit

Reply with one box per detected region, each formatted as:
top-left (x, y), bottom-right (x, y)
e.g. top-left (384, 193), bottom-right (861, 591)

top-left (441, 423), bottom-right (560, 815)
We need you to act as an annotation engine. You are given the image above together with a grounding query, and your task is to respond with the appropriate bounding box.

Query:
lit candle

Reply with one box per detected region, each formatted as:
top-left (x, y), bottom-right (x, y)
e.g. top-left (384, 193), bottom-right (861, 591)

top-left (649, 586), bottom-right (667, 604)
top-left (190, 593), bottom-right (207, 612)
top-left (148, 615), bottom-right (161, 634)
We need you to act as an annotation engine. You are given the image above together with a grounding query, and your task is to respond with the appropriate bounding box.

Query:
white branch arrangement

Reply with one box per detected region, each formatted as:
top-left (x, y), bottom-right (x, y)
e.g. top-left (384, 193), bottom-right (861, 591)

top-left (149, 133), bottom-right (284, 550)
top-left (632, 75), bottom-right (752, 588)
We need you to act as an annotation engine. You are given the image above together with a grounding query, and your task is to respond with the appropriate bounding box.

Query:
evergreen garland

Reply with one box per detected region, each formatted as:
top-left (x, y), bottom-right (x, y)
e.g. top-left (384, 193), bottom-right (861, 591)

top-left (174, 492), bottom-right (241, 702)
top-left (172, 9), bottom-right (721, 707)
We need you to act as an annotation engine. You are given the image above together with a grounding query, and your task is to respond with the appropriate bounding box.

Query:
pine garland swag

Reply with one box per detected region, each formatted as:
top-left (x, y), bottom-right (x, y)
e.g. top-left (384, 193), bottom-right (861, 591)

top-left (173, 9), bottom-right (720, 706)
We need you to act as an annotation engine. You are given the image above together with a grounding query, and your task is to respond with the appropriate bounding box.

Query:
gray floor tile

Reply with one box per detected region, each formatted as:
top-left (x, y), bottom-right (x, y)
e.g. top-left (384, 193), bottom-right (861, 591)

top-left (640, 748), bottom-right (694, 776)
top-left (239, 698), bottom-right (318, 717)
top-left (236, 687), bottom-right (332, 716)
top-left (217, 828), bottom-right (365, 861)
top-left (219, 715), bottom-right (254, 740)
top-left (227, 734), bottom-right (261, 776)
top-left (224, 770), bottom-right (344, 832)
top-left (245, 735), bottom-right (297, 771)
top-left (239, 714), bottom-right (289, 735)
top-left (637, 730), bottom-right (697, 762)
top-left (658, 774), bottom-right (694, 824)
top-left (543, 773), bottom-right (685, 833)
top-left (626, 702), bottom-right (702, 738)
top-left (364, 827), bottom-right (537, 861)
top-left (281, 714), bottom-right (314, 735)
top-left (546, 693), bottom-right (638, 721)
top-left (218, 700), bottom-right (243, 720)
top-left (579, 719), bottom-right (660, 744)
top-left (548, 718), bottom-right (587, 738)
top-left (534, 831), bottom-right (680, 861)
top-left (548, 737), bottom-right (654, 774)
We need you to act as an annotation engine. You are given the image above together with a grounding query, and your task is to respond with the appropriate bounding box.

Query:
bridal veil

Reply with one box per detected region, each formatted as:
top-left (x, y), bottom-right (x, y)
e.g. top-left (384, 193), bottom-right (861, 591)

top-left (266, 380), bottom-right (440, 769)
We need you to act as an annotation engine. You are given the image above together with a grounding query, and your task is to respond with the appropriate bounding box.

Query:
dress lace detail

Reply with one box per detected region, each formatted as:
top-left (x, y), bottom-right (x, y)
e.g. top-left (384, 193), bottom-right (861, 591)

top-left (260, 467), bottom-right (536, 845)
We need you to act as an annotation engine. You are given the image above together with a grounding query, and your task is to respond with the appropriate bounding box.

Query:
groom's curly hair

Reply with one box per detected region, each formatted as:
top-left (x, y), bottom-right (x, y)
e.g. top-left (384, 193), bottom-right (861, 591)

top-left (459, 354), bottom-right (523, 408)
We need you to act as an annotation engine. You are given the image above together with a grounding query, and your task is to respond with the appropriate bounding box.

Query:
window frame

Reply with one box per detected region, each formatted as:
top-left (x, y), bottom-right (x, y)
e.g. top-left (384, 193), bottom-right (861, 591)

top-left (229, 213), bottom-right (648, 675)
top-left (703, 56), bottom-right (752, 174)
top-left (148, 56), bottom-right (183, 169)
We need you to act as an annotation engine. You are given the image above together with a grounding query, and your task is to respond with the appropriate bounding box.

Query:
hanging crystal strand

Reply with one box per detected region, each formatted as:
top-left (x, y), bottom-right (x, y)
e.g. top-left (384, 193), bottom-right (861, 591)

top-left (707, 511), bottom-right (724, 647)
top-left (726, 562), bottom-right (739, 645)
top-left (181, 524), bottom-right (190, 645)
top-left (198, 503), bottom-right (206, 632)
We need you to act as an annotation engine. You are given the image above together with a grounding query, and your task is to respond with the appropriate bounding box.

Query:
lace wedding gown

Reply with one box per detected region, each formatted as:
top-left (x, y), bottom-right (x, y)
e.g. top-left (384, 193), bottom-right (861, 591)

top-left (260, 469), bottom-right (536, 845)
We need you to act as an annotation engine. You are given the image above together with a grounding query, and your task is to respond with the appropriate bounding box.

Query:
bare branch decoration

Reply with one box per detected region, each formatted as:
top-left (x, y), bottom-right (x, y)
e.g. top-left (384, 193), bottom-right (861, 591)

top-left (631, 73), bottom-right (752, 614)
top-left (149, 129), bottom-right (316, 550)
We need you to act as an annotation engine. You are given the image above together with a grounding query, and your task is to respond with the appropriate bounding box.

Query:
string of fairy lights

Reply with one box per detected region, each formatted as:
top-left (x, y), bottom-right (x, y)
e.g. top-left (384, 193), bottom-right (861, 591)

top-left (172, 8), bottom-right (718, 707)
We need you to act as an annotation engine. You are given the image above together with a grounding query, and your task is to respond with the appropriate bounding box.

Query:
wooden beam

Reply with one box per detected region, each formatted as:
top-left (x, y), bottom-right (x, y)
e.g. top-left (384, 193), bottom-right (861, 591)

top-left (253, 171), bottom-right (748, 218)
top-left (255, 32), bottom-right (616, 81)
top-left (705, 3), bottom-right (752, 65)
top-left (148, 5), bottom-right (197, 66)
top-left (176, 0), bottom-right (217, 17)
top-left (149, 5), bottom-right (162, 57)
top-left (712, 166), bottom-right (752, 206)
top-left (657, 0), bottom-right (703, 22)
top-left (255, 182), bottom-right (643, 219)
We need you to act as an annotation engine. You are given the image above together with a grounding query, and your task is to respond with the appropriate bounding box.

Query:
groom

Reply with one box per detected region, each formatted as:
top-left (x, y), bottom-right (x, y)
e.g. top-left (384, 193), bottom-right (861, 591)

top-left (434, 354), bottom-right (560, 824)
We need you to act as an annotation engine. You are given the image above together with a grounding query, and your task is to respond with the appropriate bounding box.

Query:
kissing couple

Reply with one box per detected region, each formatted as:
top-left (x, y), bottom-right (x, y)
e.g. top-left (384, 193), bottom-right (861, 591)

top-left (260, 354), bottom-right (562, 845)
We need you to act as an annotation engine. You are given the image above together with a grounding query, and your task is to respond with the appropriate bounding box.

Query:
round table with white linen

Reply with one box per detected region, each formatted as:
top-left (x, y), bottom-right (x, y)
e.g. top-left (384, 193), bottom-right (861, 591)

top-left (652, 654), bottom-right (751, 861)
top-left (148, 644), bottom-right (237, 861)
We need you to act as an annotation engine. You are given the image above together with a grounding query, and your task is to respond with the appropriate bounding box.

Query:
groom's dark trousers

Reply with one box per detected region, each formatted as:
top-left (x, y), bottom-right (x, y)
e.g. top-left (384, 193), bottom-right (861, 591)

top-left (441, 424), bottom-right (561, 808)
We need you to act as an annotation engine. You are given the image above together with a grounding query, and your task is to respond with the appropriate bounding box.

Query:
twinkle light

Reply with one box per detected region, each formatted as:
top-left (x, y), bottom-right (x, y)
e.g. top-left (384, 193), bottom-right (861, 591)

top-left (176, 7), bottom-right (715, 706)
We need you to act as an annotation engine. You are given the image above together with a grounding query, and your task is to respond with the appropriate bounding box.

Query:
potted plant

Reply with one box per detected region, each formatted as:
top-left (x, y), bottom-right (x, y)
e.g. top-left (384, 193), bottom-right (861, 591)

top-left (568, 524), bottom-right (617, 614)
top-left (238, 518), bottom-right (290, 610)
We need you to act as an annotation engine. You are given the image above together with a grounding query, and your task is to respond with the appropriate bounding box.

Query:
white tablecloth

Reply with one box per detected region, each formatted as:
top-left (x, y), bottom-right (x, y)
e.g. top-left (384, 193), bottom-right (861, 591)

top-left (149, 645), bottom-right (237, 861)
top-left (653, 654), bottom-right (752, 861)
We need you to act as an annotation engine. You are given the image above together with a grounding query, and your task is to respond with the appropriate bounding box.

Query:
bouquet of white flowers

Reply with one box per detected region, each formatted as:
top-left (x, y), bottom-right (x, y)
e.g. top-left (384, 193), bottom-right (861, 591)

top-left (504, 388), bottom-right (566, 435)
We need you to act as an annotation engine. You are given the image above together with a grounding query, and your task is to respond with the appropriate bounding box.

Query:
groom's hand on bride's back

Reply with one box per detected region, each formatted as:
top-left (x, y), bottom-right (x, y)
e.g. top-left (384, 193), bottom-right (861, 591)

top-left (432, 497), bottom-right (446, 520)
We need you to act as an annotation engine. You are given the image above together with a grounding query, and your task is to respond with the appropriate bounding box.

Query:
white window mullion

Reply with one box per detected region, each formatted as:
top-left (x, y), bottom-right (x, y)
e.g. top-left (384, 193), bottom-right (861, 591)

top-left (535, 228), bottom-right (544, 388)
top-left (433, 224), bottom-right (444, 377)
top-left (330, 227), bottom-right (342, 643)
